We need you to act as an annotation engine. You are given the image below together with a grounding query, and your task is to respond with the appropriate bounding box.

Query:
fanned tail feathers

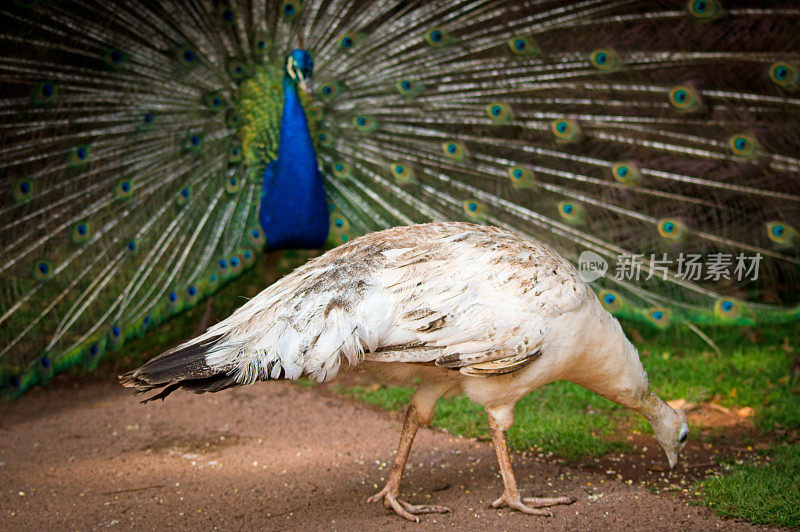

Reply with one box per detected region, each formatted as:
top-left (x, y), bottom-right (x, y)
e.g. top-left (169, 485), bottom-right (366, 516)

top-left (2, 0), bottom-right (800, 397)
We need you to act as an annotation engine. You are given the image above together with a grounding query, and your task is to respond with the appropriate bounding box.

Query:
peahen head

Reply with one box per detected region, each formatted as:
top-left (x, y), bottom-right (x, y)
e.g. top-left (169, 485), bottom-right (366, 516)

top-left (285, 49), bottom-right (313, 93)
top-left (650, 403), bottom-right (689, 470)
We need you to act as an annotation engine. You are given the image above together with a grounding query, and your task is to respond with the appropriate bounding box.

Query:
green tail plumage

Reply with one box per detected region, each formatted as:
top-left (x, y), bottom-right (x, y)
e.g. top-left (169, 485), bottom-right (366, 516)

top-left (2, 0), bottom-right (799, 397)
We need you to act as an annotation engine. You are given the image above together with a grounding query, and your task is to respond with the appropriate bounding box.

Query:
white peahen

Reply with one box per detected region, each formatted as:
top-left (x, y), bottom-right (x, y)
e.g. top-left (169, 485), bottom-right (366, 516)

top-left (122, 221), bottom-right (689, 520)
top-left (1, 0), bottom-right (800, 398)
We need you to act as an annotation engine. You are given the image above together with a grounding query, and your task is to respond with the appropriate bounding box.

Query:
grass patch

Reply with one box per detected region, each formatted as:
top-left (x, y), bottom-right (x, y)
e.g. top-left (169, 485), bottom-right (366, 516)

top-left (698, 444), bottom-right (800, 527)
top-left (336, 381), bottom-right (628, 459)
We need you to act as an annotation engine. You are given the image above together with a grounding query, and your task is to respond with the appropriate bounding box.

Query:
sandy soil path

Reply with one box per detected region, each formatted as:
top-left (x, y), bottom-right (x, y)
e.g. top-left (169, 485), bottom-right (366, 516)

top-left (0, 378), bottom-right (769, 530)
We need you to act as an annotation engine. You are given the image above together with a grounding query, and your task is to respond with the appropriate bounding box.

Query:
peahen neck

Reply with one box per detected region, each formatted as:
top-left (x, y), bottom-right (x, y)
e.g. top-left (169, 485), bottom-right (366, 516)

top-left (258, 73), bottom-right (329, 249)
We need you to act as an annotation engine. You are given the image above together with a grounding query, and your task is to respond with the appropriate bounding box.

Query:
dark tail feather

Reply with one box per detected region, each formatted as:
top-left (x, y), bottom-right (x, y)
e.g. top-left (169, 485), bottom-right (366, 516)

top-left (119, 335), bottom-right (239, 402)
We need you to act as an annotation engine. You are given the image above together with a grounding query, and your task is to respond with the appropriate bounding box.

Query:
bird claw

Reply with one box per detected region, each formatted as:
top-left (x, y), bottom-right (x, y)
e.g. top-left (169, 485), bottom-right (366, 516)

top-left (368, 485), bottom-right (451, 522)
top-left (491, 492), bottom-right (575, 516)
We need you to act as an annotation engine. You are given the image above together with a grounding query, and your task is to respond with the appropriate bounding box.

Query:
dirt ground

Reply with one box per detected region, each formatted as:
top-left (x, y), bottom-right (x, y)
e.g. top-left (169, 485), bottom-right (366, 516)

top-left (0, 375), bottom-right (774, 531)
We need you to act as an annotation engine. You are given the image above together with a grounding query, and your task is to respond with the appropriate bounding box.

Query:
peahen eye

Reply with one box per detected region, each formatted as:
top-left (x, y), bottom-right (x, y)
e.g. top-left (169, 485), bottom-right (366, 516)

top-left (679, 432), bottom-right (688, 443)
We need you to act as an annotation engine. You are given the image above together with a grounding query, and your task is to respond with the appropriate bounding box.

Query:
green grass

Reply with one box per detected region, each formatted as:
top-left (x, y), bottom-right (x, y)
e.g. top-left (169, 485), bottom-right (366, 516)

top-left (698, 445), bottom-right (800, 527)
top-left (336, 381), bottom-right (628, 459)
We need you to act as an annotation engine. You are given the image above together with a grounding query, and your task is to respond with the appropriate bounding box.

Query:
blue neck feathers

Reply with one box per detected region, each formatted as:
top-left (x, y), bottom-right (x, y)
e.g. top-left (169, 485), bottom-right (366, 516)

top-left (258, 75), bottom-right (329, 249)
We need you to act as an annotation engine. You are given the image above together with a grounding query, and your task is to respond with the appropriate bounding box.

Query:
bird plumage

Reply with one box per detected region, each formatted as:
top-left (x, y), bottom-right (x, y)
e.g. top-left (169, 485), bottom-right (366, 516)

top-left (2, 0), bottom-right (800, 397)
top-left (122, 221), bottom-right (688, 520)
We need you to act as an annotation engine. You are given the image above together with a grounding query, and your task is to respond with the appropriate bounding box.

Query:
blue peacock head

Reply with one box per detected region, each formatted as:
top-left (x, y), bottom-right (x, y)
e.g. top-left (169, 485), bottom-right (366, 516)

top-left (285, 49), bottom-right (313, 92)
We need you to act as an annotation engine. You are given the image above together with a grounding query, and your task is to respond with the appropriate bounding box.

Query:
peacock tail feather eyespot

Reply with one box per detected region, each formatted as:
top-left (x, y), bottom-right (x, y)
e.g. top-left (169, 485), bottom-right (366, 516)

top-left (507, 35), bottom-right (540, 57)
top-left (241, 248), bottom-right (256, 267)
top-left (12, 179), bottom-right (33, 203)
top-left (114, 179), bottom-right (133, 200)
top-left (486, 102), bottom-right (512, 123)
top-left (390, 161), bottom-right (416, 184)
top-left (68, 145), bottom-right (91, 167)
top-left (85, 341), bottom-right (104, 364)
top-left (551, 119), bottom-right (582, 143)
top-left (203, 91), bottom-right (227, 112)
top-left (317, 79), bottom-right (342, 99)
top-left (425, 27), bottom-right (452, 47)
top-left (175, 186), bottom-right (191, 207)
top-left (714, 298), bottom-right (741, 319)
top-left (599, 289), bottom-right (623, 312)
top-left (769, 61), bottom-right (799, 89)
top-left (330, 213), bottom-right (350, 234)
top-left (71, 221), bottom-right (90, 244)
top-left (31, 81), bottom-right (58, 106)
top-left (332, 161), bottom-right (352, 178)
top-left (102, 48), bottom-right (128, 69)
top-left (227, 58), bottom-right (249, 80)
top-left (766, 221), bottom-right (798, 248)
top-left (183, 133), bottom-right (204, 153)
top-left (339, 32), bottom-right (362, 51)
top-left (225, 174), bottom-right (242, 194)
top-left (589, 48), bottom-right (620, 72)
top-left (309, 105), bottom-right (324, 121)
top-left (217, 4), bottom-right (235, 25)
top-left (442, 141), bottom-right (467, 160)
top-left (462, 199), bottom-right (486, 220)
top-left (507, 166), bottom-right (534, 188)
top-left (140, 111), bottom-right (156, 129)
top-left (186, 284), bottom-right (199, 300)
top-left (228, 141), bottom-right (243, 164)
top-left (248, 227), bottom-right (266, 247)
top-left (126, 239), bottom-right (137, 253)
top-left (281, 1), bottom-right (302, 19)
top-left (166, 290), bottom-right (182, 313)
top-left (396, 79), bottom-right (424, 97)
top-left (669, 85), bottom-right (701, 111)
top-left (687, 0), bottom-right (722, 19)
top-left (318, 130), bottom-right (333, 147)
top-left (176, 46), bottom-right (199, 66)
top-left (557, 201), bottom-right (584, 224)
top-left (657, 218), bottom-right (685, 241)
top-left (646, 307), bottom-right (671, 328)
top-left (252, 32), bottom-right (271, 55)
top-left (353, 115), bottom-right (378, 132)
top-left (32, 260), bottom-right (54, 281)
top-left (728, 133), bottom-right (758, 158)
top-left (611, 161), bottom-right (641, 185)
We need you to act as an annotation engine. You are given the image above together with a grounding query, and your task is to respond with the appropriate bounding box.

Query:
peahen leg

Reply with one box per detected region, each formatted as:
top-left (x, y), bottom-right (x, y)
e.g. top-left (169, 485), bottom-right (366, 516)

top-left (368, 389), bottom-right (451, 522)
top-left (487, 409), bottom-right (576, 516)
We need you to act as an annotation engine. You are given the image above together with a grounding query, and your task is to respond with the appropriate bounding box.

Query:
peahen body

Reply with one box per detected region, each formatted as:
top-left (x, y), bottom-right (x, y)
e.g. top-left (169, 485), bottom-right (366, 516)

top-left (122, 221), bottom-right (690, 520)
top-left (2, 0), bottom-right (800, 397)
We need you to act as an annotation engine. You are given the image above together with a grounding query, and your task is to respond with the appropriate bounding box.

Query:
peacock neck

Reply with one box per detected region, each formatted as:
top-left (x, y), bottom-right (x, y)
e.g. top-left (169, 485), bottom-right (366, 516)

top-left (256, 73), bottom-right (328, 250)
top-left (280, 75), bottom-right (310, 147)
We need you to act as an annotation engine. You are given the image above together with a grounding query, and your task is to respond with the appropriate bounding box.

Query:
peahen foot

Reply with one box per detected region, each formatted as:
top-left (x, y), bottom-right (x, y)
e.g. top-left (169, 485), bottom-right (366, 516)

top-left (368, 483), bottom-right (452, 522)
top-left (490, 491), bottom-right (576, 516)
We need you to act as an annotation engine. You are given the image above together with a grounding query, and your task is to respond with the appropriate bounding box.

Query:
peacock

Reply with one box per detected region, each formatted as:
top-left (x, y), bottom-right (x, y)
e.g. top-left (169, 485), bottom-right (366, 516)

top-left (2, 0), bottom-right (800, 398)
top-left (121, 221), bottom-right (690, 520)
